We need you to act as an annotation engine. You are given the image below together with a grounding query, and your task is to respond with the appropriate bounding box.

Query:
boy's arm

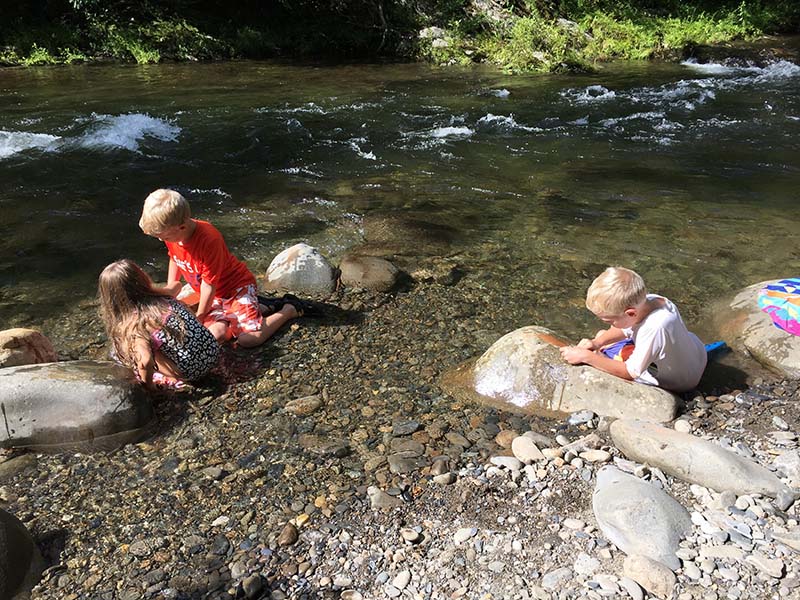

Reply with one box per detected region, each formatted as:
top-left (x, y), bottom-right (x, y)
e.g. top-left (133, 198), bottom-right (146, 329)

top-left (196, 280), bottom-right (217, 320)
top-left (580, 326), bottom-right (627, 350)
top-left (159, 259), bottom-right (183, 297)
top-left (560, 346), bottom-right (634, 380)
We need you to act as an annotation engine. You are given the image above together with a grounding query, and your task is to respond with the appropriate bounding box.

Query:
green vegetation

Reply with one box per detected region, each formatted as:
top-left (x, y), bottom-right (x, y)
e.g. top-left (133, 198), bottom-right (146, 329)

top-left (0, 1), bottom-right (798, 72)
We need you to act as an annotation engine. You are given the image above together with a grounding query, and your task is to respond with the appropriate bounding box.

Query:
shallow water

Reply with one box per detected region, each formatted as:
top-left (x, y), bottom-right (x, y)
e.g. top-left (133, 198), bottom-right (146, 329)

top-left (1, 55), bottom-right (799, 343)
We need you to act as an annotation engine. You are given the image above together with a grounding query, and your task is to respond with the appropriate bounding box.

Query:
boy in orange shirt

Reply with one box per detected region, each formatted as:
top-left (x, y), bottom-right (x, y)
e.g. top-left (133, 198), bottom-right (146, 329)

top-left (139, 189), bottom-right (297, 347)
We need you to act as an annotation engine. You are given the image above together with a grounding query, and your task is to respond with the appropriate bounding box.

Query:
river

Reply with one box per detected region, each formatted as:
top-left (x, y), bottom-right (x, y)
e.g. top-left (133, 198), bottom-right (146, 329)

top-left (1, 53), bottom-right (799, 344)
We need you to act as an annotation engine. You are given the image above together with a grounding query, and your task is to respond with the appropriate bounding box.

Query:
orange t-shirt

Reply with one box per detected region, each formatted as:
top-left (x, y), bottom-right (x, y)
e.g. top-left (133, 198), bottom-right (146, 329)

top-left (165, 220), bottom-right (255, 299)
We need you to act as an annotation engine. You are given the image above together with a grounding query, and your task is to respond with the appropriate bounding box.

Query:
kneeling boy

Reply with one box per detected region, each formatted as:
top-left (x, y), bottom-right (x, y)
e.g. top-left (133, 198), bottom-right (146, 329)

top-left (139, 189), bottom-right (297, 348)
top-left (560, 266), bottom-right (706, 392)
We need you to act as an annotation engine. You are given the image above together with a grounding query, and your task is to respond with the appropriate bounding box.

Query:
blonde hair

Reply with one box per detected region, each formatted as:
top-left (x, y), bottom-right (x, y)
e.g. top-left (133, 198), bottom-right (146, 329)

top-left (98, 259), bottom-right (184, 370)
top-left (586, 266), bottom-right (647, 315)
top-left (139, 189), bottom-right (191, 235)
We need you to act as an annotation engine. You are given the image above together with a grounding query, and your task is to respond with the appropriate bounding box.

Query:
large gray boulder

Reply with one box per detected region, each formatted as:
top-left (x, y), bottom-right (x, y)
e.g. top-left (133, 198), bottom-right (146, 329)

top-left (442, 326), bottom-right (679, 422)
top-left (0, 329), bottom-right (57, 368)
top-left (611, 419), bottom-right (794, 500)
top-left (711, 280), bottom-right (800, 378)
top-left (0, 508), bottom-right (43, 599)
top-left (264, 243), bottom-right (337, 295)
top-left (0, 361), bottom-right (155, 451)
top-left (593, 466), bottom-right (691, 571)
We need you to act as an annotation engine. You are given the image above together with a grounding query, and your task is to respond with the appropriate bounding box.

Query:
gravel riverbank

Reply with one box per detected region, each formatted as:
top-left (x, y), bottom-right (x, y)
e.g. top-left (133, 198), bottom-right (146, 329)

top-left (2, 279), bottom-right (799, 600)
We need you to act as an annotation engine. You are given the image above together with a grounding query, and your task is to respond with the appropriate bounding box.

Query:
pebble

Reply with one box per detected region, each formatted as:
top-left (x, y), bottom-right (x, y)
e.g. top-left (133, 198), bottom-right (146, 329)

top-left (563, 518), bottom-right (585, 530)
top-left (511, 436), bottom-right (545, 463)
top-left (400, 528), bottom-right (422, 543)
top-left (454, 528), bottom-right (477, 544)
top-left (432, 472), bottom-right (456, 485)
top-left (618, 577), bottom-right (643, 600)
top-left (541, 567), bottom-right (572, 590)
top-left (683, 563), bottom-right (702, 580)
top-left (495, 430), bottom-right (518, 448)
top-left (284, 394), bottom-right (322, 416)
top-left (392, 570), bottom-right (411, 589)
top-left (674, 420), bottom-right (692, 433)
top-left (773, 416), bottom-right (790, 431)
top-left (745, 553), bottom-right (784, 578)
top-left (490, 456), bottom-right (523, 471)
top-left (580, 450), bottom-right (611, 463)
top-left (568, 410), bottom-right (595, 425)
top-left (277, 523), bottom-right (299, 546)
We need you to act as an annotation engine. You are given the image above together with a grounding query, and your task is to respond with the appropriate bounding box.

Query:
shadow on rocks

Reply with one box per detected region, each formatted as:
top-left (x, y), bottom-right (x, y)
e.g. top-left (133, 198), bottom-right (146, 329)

top-left (698, 353), bottom-right (771, 394)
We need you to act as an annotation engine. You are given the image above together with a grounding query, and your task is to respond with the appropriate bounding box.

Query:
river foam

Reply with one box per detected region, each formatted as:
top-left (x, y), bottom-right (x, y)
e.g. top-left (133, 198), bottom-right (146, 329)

top-left (76, 113), bottom-right (180, 151)
top-left (0, 113), bottom-right (180, 160)
top-left (0, 131), bottom-right (61, 159)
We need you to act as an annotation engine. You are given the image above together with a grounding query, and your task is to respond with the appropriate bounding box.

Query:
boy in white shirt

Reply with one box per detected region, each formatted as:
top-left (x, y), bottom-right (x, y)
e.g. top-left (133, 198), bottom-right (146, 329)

top-left (560, 266), bottom-right (707, 392)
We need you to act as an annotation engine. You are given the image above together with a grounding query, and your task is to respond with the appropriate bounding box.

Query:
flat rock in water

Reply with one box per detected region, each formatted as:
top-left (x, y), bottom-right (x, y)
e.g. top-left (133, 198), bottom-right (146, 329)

top-left (0, 360), bottom-right (155, 451)
top-left (264, 243), bottom-right (336, 295)
top-left (611, 419), bottom-right (794, 499)
top-left (0, 328), bottom-right (57, 368)
top-left (592, 466), bottom-right (691, 571)
top-left (442, 326), bottom-right (679, 422)
top-left (339, 255), bottom-right (400, 292)
top-left (710, 279), bottom-right (800, 378)
top-left (357, 214), bottom-right (456, 257)
top-left (0, 508), bottom-right (44, 599)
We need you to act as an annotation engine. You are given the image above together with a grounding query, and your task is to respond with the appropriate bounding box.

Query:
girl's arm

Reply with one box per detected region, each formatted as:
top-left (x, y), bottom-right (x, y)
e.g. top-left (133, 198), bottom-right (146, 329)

top-left (133, 337), bottom-right (156, 388)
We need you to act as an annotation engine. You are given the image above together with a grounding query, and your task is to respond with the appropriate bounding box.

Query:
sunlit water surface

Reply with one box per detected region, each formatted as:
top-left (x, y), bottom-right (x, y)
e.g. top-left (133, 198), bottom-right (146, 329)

top-left (1, 55), bottom-right (799, 343)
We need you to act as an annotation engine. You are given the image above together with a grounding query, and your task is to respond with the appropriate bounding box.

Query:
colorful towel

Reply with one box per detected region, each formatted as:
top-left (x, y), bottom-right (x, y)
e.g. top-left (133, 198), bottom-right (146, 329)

top-left (758, 278), bottom-right (800, 337)
top-left (601, 339), bottom-right (635, 361)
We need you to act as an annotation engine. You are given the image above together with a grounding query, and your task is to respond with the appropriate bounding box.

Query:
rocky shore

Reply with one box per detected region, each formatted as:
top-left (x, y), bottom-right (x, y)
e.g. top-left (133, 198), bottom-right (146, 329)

top-left (2, 274), bottom-right (799, 600)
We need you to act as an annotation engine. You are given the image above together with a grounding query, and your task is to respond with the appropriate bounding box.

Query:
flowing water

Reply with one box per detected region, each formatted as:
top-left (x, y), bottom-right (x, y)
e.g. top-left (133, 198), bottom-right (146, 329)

top-left (1, 51), bottom-right (799, 344)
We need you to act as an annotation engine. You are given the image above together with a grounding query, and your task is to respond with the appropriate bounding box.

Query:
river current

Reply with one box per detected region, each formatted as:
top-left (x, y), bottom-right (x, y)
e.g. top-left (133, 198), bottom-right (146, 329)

top-left (1, 55), bottom-right (799, 342)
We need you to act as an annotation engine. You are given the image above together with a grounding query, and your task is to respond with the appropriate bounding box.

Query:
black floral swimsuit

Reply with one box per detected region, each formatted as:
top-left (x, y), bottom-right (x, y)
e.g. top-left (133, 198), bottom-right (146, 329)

top-left (151, 300), bottom-right (220, 380)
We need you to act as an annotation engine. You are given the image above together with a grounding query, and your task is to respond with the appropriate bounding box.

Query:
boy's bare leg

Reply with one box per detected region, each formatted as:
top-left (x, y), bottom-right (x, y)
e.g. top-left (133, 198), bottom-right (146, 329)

top-left (238, 304), bottom-right (298, 348)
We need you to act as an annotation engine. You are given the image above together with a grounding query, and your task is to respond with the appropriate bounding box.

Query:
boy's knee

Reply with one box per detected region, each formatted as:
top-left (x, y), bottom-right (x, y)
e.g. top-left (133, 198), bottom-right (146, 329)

top-left (236, 329), bottom-right (268, 348)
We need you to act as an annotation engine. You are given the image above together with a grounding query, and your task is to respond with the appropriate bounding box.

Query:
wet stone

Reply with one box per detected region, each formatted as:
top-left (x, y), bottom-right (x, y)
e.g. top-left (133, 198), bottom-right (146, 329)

top-left (393, 420), bottom-right (421, 436)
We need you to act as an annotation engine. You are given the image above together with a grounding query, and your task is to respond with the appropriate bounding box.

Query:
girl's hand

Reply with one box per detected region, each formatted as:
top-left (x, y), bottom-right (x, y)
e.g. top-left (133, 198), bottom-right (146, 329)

top-left (577, 338), bottom-right (596, 350)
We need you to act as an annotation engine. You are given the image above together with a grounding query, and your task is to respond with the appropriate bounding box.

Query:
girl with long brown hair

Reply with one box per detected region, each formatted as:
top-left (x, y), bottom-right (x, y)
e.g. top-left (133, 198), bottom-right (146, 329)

top-left (98, 259), bottom-right (219, 388)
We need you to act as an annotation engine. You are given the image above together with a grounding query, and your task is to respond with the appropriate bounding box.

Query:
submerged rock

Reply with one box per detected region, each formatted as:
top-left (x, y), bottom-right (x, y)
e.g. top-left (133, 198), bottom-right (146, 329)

top-left (0, 328), bottom-right (57, 368)
top-left (264, 243), bottom-right (337, 295)
top-left (711, 280), bottom-right (800, 378)
top-left (357, 214), bottom-right (456, 258)
top-left (611, 419), bottom-right (794, 500)
top-left (442, 326), bottom-right (679, 422)
top-left (592, 466), bottom-right (691, 571)
top-left (0, 508), bottom-right (44, 599)
top-left (339, 255), bottom-right (400, 292)
top-left (0, 360), bottom-right (155, 451)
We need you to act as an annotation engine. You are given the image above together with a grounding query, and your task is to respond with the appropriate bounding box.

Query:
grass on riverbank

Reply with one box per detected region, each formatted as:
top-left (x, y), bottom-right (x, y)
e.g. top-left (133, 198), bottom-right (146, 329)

top-left (0, 1), bottom-right (798, 71)
top-left (422, 1), bottom-right (800, 72)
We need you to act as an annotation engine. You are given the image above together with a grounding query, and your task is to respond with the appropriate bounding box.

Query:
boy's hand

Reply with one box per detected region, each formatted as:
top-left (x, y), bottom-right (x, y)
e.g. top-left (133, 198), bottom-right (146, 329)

top-left (560, 345), bottom-right (594, 365)
top-left (577, 338), bottom-right (596, 350)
